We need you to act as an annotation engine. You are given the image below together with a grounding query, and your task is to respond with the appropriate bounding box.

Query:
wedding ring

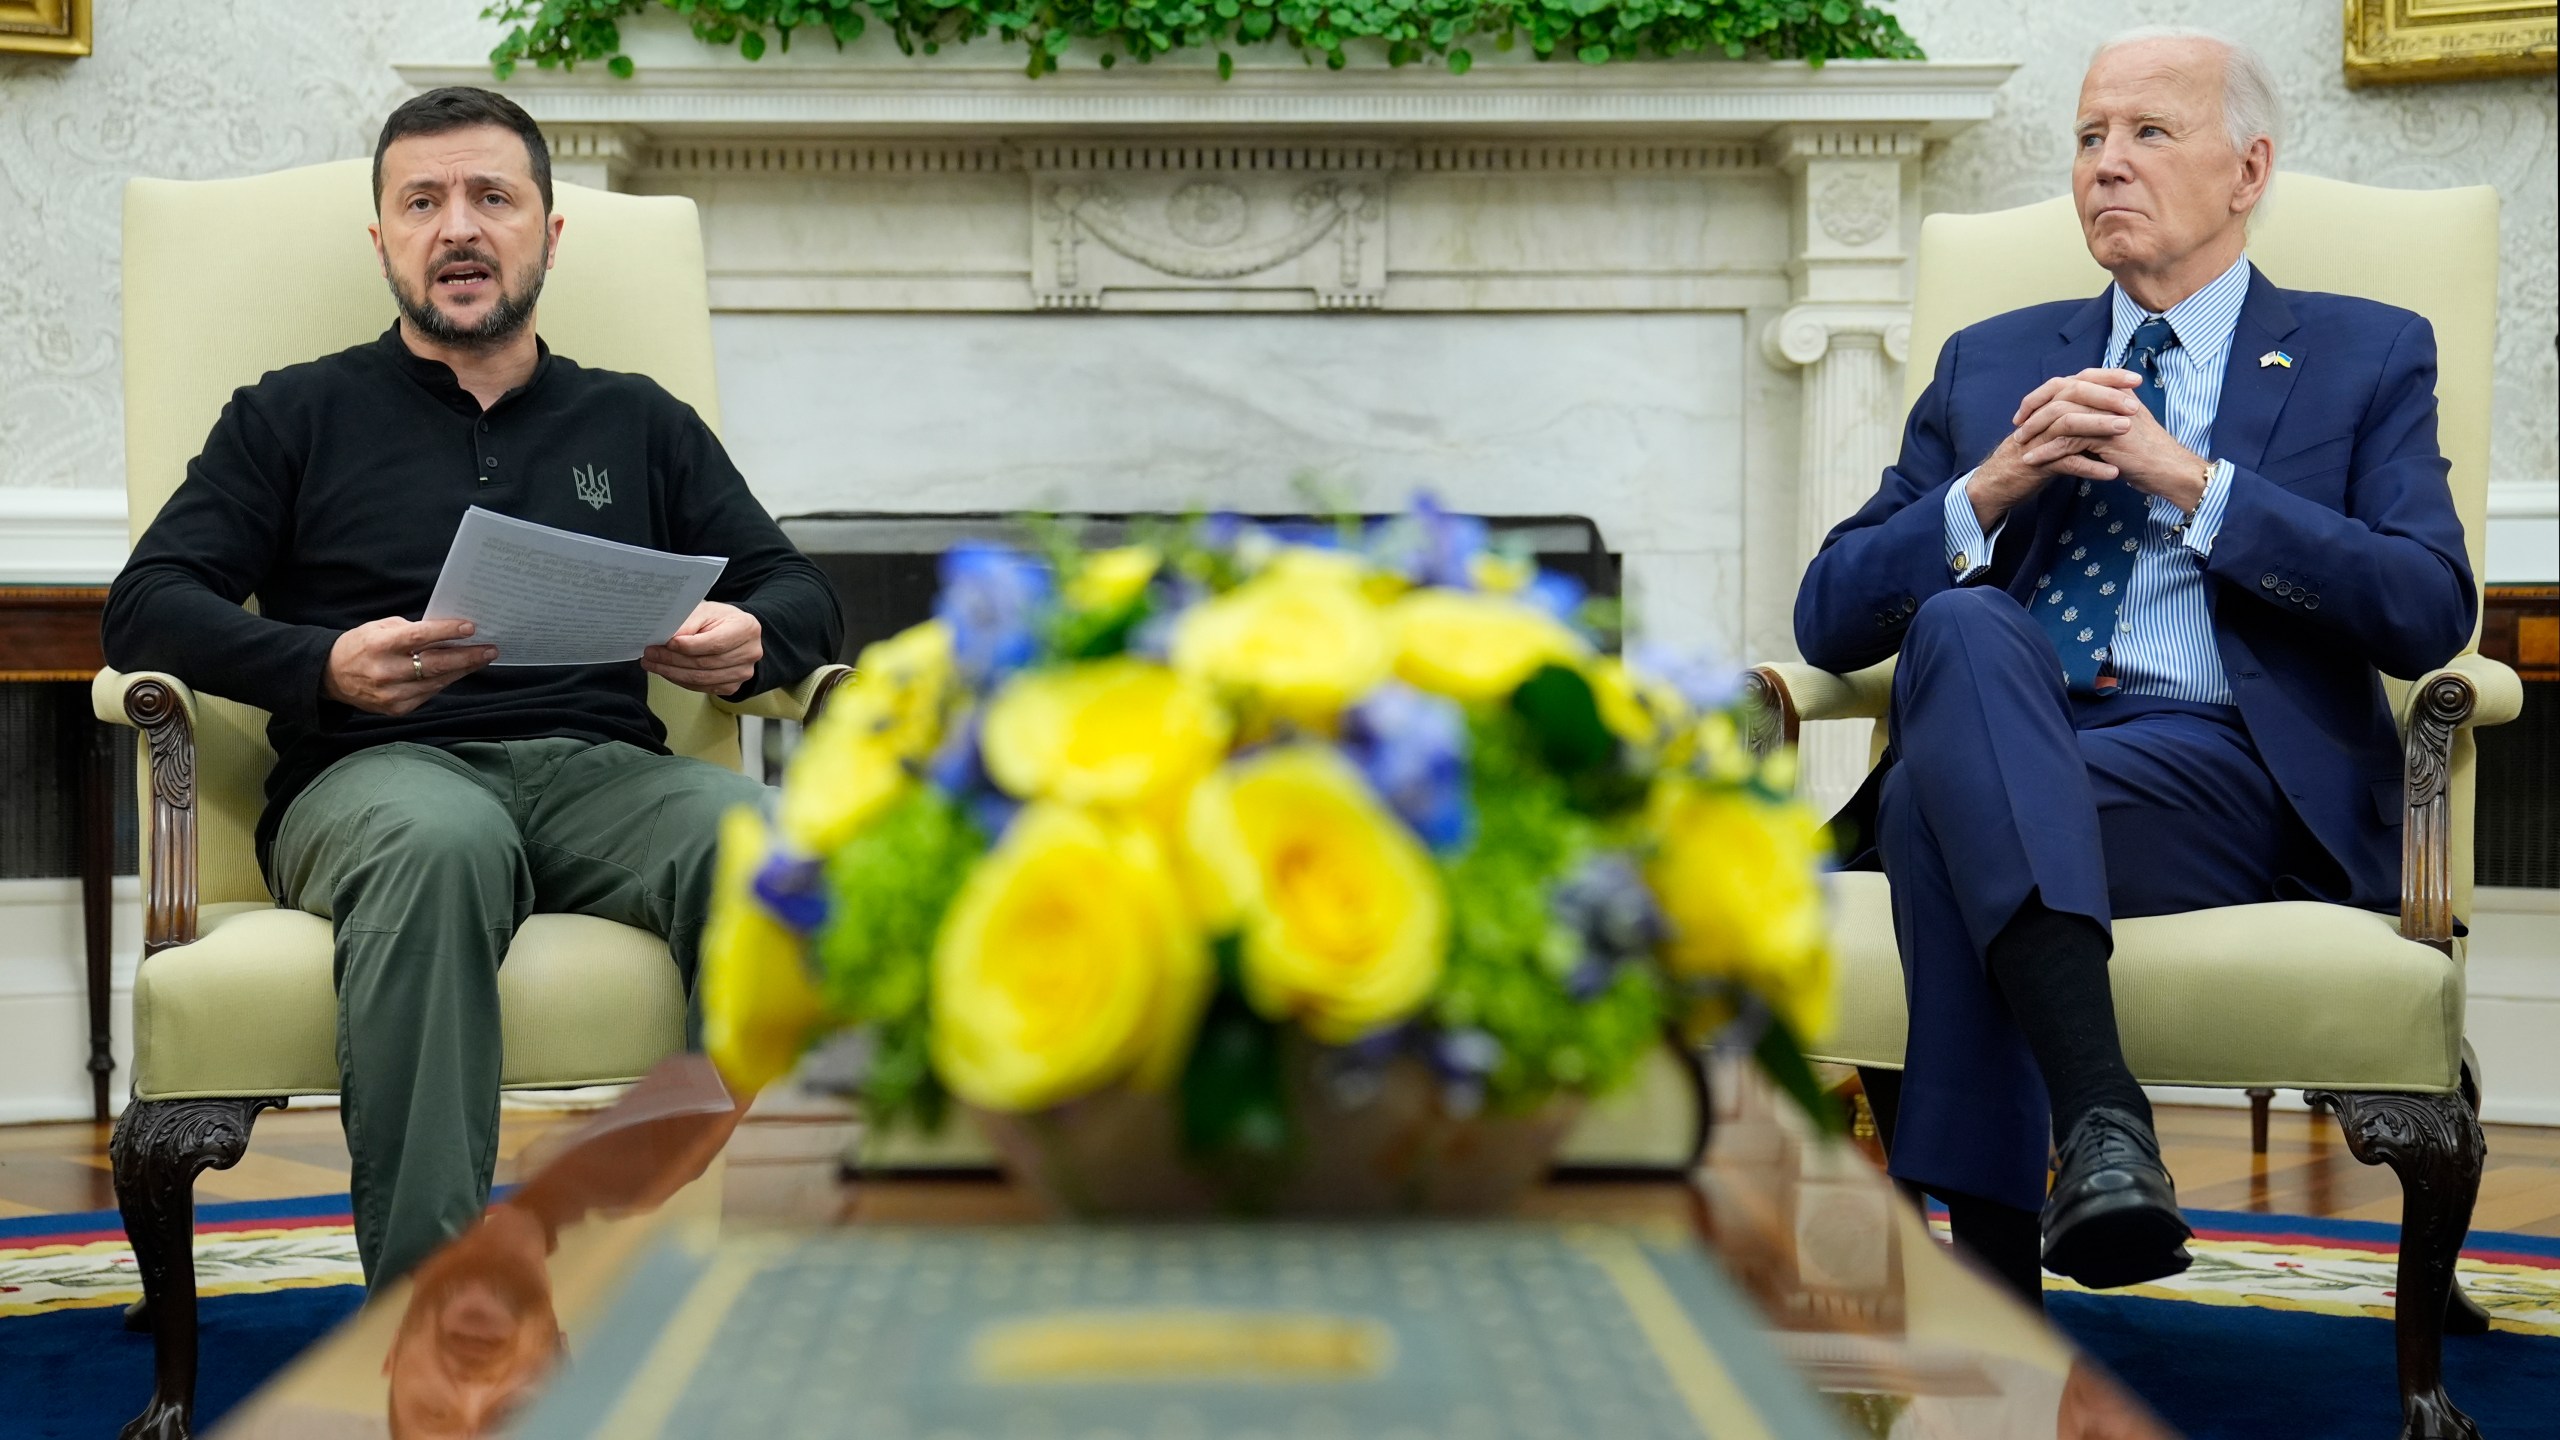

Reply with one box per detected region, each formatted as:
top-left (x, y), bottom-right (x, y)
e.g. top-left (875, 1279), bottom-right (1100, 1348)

top-left (411, 651), bottom-right (425, 682)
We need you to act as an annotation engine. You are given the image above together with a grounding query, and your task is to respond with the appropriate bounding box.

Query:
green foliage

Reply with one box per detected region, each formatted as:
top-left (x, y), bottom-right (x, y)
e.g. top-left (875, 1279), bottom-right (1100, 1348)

top-left (811, 786), bottom-right (985, 1132)
top-left (1510, 662), bottom-right (1614, 777)
top-left (1433, 709), bottom-right (1666, 1108)
top-left (485, 0), bottom-right (1919, 82)
top-left (1178, 936), bottom-right (1297, 1206)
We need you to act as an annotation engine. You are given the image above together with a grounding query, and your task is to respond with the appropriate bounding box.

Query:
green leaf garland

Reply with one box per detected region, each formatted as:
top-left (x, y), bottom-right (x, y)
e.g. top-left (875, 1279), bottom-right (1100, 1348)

top-left (486, 0), bottom-right (1920, 82)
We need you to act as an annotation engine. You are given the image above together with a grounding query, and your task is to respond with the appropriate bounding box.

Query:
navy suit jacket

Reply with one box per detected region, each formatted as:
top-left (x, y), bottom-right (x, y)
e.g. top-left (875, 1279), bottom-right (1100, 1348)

top-left (1795, 265), bottom-right (2475, 911)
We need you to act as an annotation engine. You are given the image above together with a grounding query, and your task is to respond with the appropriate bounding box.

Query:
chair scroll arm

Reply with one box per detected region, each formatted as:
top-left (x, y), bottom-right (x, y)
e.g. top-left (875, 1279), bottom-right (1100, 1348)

top-left (1742, 660), bottom-right (1897, 758)
top-left (2397, 653), bottom-right (2519, 955)
top-left (2397, 668), bottom-right (2464, 951)
top-left (714, 663), bottom-right (855, 727)
top-left (92, 669), bottom-right (200, 957)
top-left (1742, 666), bottom-right (1799, 757)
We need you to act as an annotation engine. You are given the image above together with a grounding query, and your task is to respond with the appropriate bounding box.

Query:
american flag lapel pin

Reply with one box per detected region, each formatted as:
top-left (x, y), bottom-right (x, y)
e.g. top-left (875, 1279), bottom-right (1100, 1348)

top-left (2259, 350), bottom-right (2293, 369)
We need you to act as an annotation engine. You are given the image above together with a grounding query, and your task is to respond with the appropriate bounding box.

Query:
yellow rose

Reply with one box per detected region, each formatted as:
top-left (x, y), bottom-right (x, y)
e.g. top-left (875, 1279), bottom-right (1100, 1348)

top-left (1066, 545), bottom-right (1161, 615)
top-left (1588, 657), bottom-right (1688, 751)
top-left (1386, 589), bottom-right (1590, 702)
top-left (842, 618), bottom-right (956, 761)
top-left (1184, 746), bottom-right (1446, 1043)
top-left (702, 806), bottom-right (830, 1097)
top-left (1171, 559), bottom-right (1391, 722)
top-left (778, 721), bottom-right (908, 855)
top-left (1689, 710), bottom-right (1755, 785)
top-left (1646, 781), bottom-right (1833, 1043)
top-left (1466, 550), bottom-right (1535, 595)
top-left (931, 805), bottom-right (1209, 1111)
top-left (773, 620), bottom-right (953, 852)
top-left (982, 658), bottom-right (1231, 814)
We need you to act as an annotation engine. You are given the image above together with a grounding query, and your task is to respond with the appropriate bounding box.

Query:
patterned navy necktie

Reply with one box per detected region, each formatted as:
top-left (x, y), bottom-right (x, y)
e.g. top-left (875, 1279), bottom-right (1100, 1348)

top-left (2032, 314), bottom-right (2177, 693)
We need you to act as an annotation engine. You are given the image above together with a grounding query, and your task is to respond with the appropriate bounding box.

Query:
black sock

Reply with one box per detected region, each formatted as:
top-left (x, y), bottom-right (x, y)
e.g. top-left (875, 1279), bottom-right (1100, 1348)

top-left (1857, 1065), bottom-right (1903, 1156)
top-left (1943, 1188), bottom-right (2045, 1308)
top-left (1984, 897), bottom-right (2150, 1141)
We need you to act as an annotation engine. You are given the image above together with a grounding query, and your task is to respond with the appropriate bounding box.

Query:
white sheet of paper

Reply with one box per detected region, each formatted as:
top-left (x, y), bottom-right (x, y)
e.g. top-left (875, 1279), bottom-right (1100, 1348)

top-left (423, 507), bottom-right (728, 667)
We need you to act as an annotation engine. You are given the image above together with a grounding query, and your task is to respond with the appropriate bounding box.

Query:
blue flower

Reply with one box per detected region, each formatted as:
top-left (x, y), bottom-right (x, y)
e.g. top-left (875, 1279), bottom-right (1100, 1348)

top-left (1525, 569), bottom-right (1587, 627)
top-left (1339, 683), bottom-right (1473, 851)
top-left (1629, 642), bottom-right (1743, 715)
top-left (924, 706), bottom-right (986, 795)
top-left (750, 850), bottom-right (830, 935)
top-left (1268, 525), bottom-right (1345, 553)
top-left (1125, 572), bottom-right (1204, 662)
top-left (1553, 853), bottom-right (1666, 999)
top-left (1427, 1028), bottom-right (1504, 1117)
top-left (1314, 1024), bottom-right (1412, 1108)
top-left (1200, 510), bottom-right (1256, 551)
top-left (924, 707), bottom-right (1021, 840)
top-left (936, 543), bottom-right (1051, 683)
top-left (1409, 492), bottom-right (1489, 590)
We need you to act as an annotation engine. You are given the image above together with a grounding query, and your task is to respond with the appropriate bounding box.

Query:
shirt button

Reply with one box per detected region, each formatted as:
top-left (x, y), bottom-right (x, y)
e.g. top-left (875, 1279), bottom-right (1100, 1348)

top-left (483, 455), bottom-right (499, 468)
top-left (2261, 573), bottom-right (2278, 589)
top-left (1951, 554), bottom-right (1970, 573)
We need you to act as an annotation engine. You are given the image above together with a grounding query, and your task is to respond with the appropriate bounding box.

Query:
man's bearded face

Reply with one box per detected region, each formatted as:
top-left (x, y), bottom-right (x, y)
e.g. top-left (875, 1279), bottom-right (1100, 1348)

top-left (371, 124), bottom-right (559, 354)
top-left (387, 238), bottom-right (547, 350)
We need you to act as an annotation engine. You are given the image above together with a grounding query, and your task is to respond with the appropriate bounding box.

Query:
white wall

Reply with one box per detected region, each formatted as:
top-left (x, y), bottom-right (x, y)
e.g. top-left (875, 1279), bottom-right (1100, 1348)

top-left (3, 0), bottom-right (2551, 574)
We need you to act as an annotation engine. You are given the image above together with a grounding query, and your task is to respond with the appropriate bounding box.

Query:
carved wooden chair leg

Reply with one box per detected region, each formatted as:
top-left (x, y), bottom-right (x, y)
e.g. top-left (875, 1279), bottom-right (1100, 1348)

top-left (2245, 1087), bottom-right (2273, 1154)
top-left (109, 1096), bottom-right (287, 1440)
top-left (2444, 1052), bottom-right (2493, 1337)
top-left (2305, 1090), bottom-right (2484, 1440)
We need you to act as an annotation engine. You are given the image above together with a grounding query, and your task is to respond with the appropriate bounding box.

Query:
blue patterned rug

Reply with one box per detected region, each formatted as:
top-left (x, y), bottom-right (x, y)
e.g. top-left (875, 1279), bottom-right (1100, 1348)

top-left (4, 1196), bottom-right (2555, 1439)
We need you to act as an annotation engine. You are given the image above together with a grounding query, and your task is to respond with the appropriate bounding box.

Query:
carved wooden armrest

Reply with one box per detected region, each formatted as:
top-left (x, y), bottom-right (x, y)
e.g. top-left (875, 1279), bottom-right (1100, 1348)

top-left (714, 663), bottom-right (855, 727)
top-left (91, 668), bottom-right (200, 957)
top-left (1741, 659), bottom-right (1897, 756)
top-left (2398, 652), bottom-right (2523, 953)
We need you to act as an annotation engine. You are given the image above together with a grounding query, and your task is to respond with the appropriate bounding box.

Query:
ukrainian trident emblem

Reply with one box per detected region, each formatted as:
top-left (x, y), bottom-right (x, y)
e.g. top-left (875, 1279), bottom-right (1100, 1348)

top-left (572, 465), bottom-right (611, 510)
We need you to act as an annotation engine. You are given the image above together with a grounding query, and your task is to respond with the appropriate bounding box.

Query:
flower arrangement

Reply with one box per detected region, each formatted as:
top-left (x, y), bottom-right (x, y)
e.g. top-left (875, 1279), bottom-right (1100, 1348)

top-left (702, 499), bottom-right (1836, 1202)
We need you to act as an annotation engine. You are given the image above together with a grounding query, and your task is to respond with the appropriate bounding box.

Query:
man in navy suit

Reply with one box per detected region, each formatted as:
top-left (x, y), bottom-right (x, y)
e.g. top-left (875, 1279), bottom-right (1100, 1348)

top-left (1795, 28), bottom-right (2474, 1301)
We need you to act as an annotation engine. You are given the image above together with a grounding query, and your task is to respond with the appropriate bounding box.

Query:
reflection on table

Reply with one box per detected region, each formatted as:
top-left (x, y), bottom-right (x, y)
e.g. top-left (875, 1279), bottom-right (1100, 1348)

top-left (209, 1053), bottom-right (2176, 1440)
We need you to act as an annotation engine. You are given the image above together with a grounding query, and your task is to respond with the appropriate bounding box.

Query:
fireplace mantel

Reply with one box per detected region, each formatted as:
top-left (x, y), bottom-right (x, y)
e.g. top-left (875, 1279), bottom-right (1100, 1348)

top-left (397, 31), bottom-right (2016, 812)
top-left (397, 46), bottom-right (2015, 140)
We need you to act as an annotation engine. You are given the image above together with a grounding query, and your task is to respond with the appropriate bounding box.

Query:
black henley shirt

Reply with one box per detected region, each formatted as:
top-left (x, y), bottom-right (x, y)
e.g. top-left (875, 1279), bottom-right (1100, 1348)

top-left (103, 325), bottom-right (843, 867)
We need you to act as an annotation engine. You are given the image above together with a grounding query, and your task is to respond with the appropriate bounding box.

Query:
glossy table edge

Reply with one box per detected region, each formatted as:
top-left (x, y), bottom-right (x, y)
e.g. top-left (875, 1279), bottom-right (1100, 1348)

top-left (208, 1062), bottom-right (2178, 1440)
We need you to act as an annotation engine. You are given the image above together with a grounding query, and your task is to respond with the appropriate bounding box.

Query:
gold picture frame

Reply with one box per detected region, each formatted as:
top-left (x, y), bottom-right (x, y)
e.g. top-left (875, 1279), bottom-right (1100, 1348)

top-left (2344, 0), bottom-right (2557, 85)
top-left (0, 0), bottom-right (89, 57)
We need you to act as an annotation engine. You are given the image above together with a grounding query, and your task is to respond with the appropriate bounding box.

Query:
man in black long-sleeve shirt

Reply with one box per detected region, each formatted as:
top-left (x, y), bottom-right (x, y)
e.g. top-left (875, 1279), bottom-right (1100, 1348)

top-left (103, 87), bottom-right (841, 1285)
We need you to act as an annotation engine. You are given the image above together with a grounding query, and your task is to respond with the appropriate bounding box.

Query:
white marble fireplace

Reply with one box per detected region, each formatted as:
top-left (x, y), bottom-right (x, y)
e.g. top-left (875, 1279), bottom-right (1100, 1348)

top-left (401, 27), bottom-right (2012, 809)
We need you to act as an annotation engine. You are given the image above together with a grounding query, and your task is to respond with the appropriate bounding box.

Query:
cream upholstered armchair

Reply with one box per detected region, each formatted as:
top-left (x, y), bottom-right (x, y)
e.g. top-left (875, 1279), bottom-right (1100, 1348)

top-left (1748, 174), bottom-right (2521, 1440)
top-left (97, 158), bottom-right (848, 1440)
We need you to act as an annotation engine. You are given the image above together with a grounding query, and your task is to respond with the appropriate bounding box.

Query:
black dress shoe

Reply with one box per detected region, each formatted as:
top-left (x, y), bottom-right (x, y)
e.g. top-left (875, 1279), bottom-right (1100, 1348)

top-left (2041, 1105), bottom-right (2193, 1289)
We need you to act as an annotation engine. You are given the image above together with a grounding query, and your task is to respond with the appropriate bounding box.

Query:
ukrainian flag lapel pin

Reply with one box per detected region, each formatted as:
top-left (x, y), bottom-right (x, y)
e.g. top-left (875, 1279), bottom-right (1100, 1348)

top-left (2259, 350), bottom-right (2294, 369)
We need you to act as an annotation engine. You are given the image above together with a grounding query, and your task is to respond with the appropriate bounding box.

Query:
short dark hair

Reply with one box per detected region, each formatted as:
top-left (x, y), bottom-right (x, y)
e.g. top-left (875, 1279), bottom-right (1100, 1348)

top-left (372, 87), bottom-right (552, 215)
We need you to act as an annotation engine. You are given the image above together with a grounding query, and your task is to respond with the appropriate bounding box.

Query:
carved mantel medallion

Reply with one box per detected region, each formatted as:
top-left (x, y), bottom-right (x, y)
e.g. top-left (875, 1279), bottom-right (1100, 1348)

top-left (1029, 148), bottom-right (1389, 310)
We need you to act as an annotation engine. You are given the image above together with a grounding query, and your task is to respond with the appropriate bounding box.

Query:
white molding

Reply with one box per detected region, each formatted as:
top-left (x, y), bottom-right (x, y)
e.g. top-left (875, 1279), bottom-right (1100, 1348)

top-left (0, 875), bottom-right (141, 999)
top-left (2487, 479), bottom-right (2558, 520)
top-left (0, 488), bottom-right (128, 585)
top-left (0, 877), bottom-right (141, 1125)
top-left (399, 51), bottom-right (2019, 139)
top-left (641, 137), bottom-right (1771, 176)
top-left (2479, 885), bottom-right (2560, 915)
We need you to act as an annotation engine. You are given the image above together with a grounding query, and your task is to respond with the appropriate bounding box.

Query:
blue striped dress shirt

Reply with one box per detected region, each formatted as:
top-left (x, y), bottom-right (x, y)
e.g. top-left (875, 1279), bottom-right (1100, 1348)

top-left (1943, 253), bottom-right (2250, 704)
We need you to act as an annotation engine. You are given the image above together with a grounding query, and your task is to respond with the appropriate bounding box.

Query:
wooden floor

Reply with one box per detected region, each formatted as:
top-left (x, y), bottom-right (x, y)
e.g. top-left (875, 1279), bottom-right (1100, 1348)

top-left (4, 1101), bottom-right (2559, 1235)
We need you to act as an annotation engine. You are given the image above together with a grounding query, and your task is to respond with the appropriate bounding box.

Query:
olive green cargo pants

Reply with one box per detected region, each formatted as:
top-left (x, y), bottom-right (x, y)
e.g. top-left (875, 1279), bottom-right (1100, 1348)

top-left (270, 739), bottom-right (765, 1286)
